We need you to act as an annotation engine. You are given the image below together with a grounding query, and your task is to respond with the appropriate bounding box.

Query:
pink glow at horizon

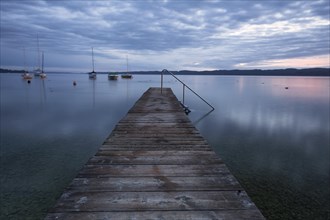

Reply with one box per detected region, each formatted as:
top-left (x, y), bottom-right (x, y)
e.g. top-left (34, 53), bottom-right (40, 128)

top-left (236, 55), bottom-right (330, 69)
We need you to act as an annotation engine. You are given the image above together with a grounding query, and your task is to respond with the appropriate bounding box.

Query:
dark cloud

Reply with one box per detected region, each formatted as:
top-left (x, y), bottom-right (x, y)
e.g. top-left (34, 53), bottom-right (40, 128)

top-left (0, 0), bottom-right (329, 71)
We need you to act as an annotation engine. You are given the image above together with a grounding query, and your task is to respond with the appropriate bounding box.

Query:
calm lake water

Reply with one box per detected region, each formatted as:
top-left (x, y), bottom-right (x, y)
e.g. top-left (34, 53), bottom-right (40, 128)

top-left (0, 73), bottom-right (329, 220)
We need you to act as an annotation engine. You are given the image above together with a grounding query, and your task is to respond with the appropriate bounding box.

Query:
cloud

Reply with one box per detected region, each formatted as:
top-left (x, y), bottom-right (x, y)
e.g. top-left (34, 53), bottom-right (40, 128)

top-left (235, 54), bottom-right (330, 69)
top-left (0, 0), bottom-right (329, 71)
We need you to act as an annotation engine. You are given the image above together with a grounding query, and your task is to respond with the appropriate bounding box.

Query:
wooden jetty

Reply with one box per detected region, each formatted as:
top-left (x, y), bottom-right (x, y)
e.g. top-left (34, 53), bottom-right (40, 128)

top-left (45, 87), bottom-right (265, 219)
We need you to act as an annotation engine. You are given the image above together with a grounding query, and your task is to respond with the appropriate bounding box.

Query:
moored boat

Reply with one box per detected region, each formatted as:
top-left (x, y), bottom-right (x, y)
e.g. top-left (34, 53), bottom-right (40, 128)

top-left (121, 74), bottom-right (132, 79)
top-left (121, 55), bottom-right (132, 79)
top-left (22, 73), bottom-right (33, 80)
top-left (21, 48), bottom-right (32, 80)
top-left (89, 71), bottom-right (96, 79)
top-left (108, 73), bottom-right (118, 80)
top-left (40, 52), bottom-right (46, 79)
top-left (88, 47), bottom-right (96, 79)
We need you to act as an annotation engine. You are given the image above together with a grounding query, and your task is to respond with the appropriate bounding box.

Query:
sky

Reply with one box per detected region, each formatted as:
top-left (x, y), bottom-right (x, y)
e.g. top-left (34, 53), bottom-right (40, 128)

top-left (0, 0), bottom-right (329, 72)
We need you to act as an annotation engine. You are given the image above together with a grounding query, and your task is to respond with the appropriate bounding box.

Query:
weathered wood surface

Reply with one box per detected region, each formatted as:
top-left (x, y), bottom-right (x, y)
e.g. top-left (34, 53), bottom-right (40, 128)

top-left (45, 87), bottom-right (265, 220)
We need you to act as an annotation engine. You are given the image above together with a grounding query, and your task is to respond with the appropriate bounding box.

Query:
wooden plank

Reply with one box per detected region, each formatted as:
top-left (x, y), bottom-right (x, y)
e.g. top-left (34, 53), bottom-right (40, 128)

top-left (121, 112), bottom-right (191, 119)
top-left (94, 150), bottom-right (218, 157)
top-left (89, 150), bottom-right (221, 165)
top-left (49, 191), bottom-right (257, 212)
top-left (109, 132), bottom-right (202, 138)
top-left (46, 210), bottom-right (265, 220)
top-left (103, 139), bottom-right (209, 145)
top-left (87, 155), bottom-right (222, 165)
top-left (111, 130), bottom-right (201, 135)
top-left (99, 146), bottom-right (213, 151)
top-left (77, 164), bottom-right (230, 177)
top-left (106, 137), bottom-right (206, 141)
top-left (100, 144), bottom-right (211, 148)
top-left (115, 122), bottom-right (197, 127)
top-left (67, 176), bottom-right (242, 192)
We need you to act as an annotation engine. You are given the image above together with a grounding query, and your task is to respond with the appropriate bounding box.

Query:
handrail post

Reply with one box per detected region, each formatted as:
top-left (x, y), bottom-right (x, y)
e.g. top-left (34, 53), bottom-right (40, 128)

top-left (182, 84), bottom-right (185, 105)
top-left (161, 70), bottom-right (163, 94)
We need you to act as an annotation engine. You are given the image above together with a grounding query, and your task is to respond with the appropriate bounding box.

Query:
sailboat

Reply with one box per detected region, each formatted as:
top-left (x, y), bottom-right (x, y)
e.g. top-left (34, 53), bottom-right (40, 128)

top-left (40, 51), bottom-right (46, 79)
top-left (22, 47), bottom-right (32, 80)
top-left (88, 47), bottom-right (96, 79)
top-left (121, 55), bottom-right (132, 79)
top-left (22, 73), bottom-right (33, 80)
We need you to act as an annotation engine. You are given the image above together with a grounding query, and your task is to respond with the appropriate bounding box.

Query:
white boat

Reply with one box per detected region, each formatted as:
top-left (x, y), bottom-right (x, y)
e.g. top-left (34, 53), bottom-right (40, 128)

top-left (88, 47), bottom-right (96, 79)
top-left (108, 73), bottom-right (118, 80)
top-left (22, 73), bottom-right (33, 80)
top-left (21, 48), bottom-right (32, 80)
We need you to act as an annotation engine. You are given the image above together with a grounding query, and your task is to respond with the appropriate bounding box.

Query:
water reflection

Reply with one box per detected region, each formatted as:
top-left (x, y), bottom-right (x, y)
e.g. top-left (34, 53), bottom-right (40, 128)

top-left (192, 109), bottom-right (214, 125)
top-left (237, 77), bottom-right (245, 94)
top-left (1, 74), bottom-right (329, 219)
top-left (187, 76), bottom-right (329, 219)
top-left (91, 79), bottom-right (96, 107)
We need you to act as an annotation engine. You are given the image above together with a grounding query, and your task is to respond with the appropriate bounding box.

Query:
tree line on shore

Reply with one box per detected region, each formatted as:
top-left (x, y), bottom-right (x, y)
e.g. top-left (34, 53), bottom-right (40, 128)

top-left (1, 67), bottom-right (329, 76)
top-left (128, 68), bottom-right (330, 76)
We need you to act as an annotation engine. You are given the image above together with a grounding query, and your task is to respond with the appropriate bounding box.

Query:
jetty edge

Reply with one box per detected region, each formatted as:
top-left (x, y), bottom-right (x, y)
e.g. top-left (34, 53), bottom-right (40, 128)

top-left (45, 87), bottom-right (265, 220)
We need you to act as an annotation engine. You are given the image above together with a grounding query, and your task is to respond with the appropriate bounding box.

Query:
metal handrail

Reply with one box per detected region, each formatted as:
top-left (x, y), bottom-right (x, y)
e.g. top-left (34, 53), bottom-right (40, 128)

top-left (161, 69), bottom-right (215, 111)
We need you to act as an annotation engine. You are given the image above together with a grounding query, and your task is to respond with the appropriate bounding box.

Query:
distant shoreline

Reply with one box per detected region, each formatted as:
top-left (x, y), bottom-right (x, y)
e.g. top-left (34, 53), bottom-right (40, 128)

top-left (130, 68), bottom-right (330, 77)
top-left (1, 68), bottom-right (329, 77)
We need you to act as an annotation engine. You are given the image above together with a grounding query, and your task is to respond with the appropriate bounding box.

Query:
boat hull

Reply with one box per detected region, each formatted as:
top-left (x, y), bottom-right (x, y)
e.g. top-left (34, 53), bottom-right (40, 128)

top-left (121, 74), bottom-right (132, 79)
top-left (108, 75), bottom-right (118, 80)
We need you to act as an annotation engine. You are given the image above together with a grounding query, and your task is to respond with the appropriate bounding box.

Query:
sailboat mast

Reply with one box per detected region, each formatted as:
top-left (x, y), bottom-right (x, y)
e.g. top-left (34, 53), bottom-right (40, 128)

top-left (41, 51), bottom-right (44, 73)
top-left (37, 34), bottom-right (40, 70)
top-left (126, 55), bottom-right (128, 73)
top-left (92, 47), bottom-right (95, 72)
top-left (23, 47), bottom-right (27, 72)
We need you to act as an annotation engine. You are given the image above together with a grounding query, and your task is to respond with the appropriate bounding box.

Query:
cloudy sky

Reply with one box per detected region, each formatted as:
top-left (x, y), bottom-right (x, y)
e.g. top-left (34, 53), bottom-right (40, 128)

top-left (0, 0), bottom-right (329, 72)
